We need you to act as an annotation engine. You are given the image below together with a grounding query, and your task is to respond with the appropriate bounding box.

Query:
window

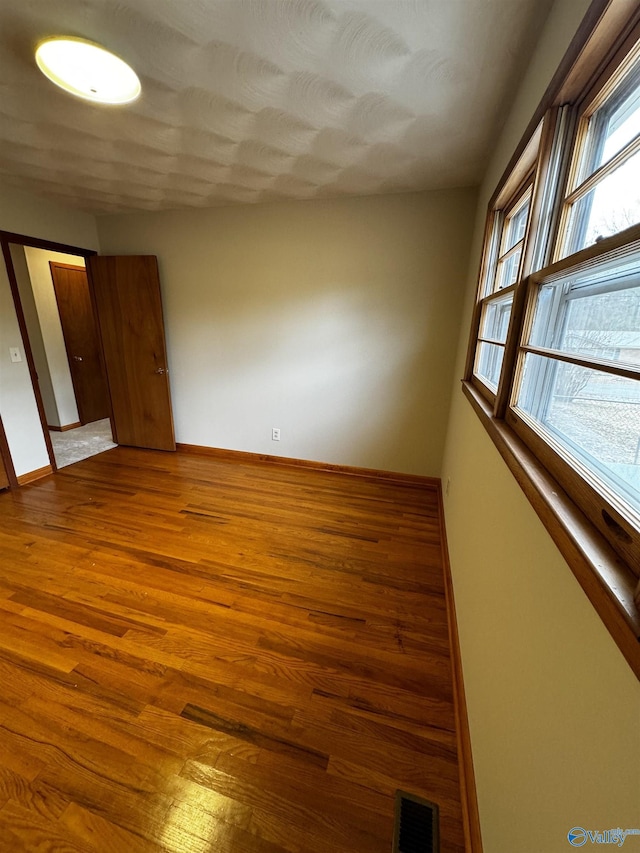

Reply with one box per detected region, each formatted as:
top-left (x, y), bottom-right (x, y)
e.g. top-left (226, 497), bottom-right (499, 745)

top-left (472, 175), bottom-right (535, 398)
top-left (493, 187), bottom-right (533, 292)
top-left (465, 5), bottom-right (640, 678)
top-left (475, 290), bottom-right (513, 392)
top-left (558, 45), bottom-right (640, 258)
top-left (509, 245), bottom-right (640, 568)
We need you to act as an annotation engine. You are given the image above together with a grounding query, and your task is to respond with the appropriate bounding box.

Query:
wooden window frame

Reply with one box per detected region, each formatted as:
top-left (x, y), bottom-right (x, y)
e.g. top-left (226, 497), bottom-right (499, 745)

top-left (463, 0), bottom-right (640, 680)
top-left (556, 18), bottom-right (640, 260)
top-left (474, 108), bottom-right (580, 431)
top-left (467, 110), bottom-right (565, 414)
top-left (467, 150), bottom-right (540, 406)
top-left (508, 232), bottom-right (640, 573)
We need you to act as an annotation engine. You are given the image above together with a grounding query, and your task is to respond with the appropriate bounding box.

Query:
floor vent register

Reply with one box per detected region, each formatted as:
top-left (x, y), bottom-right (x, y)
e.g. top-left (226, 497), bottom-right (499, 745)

top-left (393, 790), bottom-right (440, 853)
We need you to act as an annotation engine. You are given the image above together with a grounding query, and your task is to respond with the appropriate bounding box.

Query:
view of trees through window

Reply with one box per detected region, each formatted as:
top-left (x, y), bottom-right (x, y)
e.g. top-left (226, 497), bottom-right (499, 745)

top-left (517, 263), bottom-right (640, 520)
top-left (467, 7), bottom-right (640, 664)
top-left (564, 59), bottom-right (640, 254)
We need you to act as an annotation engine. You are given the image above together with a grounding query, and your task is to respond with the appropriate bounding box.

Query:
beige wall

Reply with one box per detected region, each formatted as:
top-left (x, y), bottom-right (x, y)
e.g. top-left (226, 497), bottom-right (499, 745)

top-left (0, 180), bottom-right (98, 249)
top-left (10, 244), bottom-right (59, 427)
top-left (441, 1), bottom-right (640, 851)
top-left (0, 181), bottom-right (97, 476)
top-left (98, 189), bottom-right (476, 476)
top-left (0, 258), bottom-right (49, 477)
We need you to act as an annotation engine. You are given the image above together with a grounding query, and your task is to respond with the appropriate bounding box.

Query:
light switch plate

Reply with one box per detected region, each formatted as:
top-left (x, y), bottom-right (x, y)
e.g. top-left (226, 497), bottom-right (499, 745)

top-left (9, 347), bottom-right (22, 363)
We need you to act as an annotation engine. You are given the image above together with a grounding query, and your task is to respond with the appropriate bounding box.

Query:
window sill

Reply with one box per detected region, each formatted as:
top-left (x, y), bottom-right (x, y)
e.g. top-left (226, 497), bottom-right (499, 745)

top-left (461, 380), bottom-right (640, 679)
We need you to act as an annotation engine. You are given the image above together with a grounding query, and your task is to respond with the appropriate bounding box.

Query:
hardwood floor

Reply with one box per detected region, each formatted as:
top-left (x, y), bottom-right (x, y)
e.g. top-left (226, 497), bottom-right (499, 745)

top-left (0, 447), bottom-right (465, 852)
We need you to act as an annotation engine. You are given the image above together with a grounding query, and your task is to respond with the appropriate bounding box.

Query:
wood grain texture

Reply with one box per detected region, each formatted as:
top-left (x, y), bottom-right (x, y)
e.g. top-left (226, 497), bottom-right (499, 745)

top-left (16, 465), bottom-right (53, 486)
top-left (489, 0), bottom-right (614, 211)
top-left (50, 263), bottom-right (109, 426)
top-left (0, 451), bottom-right (9, 492)
top-left (0, 446), bottom-right (465, 852)
top-left (176, 443), bottom-right (439, 488)
top-left (87, 256), bottom-right (175, 452)
top-left (437, 484), bottom-right (483, 853)
top-left (463, 380), bottom-right (640, 680)
top-left (0, 416), bottom-right (15, 490)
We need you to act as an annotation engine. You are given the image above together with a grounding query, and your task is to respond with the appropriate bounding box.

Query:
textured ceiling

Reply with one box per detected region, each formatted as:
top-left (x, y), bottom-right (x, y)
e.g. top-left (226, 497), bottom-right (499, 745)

top-left (0, 0), bottom-right (553, 214)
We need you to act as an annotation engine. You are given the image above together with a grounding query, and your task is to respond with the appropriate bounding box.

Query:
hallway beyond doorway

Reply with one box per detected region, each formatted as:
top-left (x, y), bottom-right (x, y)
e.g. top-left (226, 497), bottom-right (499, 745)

top-left (49, 418), bottom-right (116, 468)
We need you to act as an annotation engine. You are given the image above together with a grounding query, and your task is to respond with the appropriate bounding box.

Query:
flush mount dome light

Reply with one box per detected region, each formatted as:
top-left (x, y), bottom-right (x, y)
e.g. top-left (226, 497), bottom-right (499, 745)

top-left (35, 37), bottom-right (141, 104)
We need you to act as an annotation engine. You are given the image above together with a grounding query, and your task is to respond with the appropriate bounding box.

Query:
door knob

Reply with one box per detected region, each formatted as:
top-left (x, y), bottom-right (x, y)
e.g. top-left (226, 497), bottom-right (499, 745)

top-left (154, 367), bottom-right (166, 375)
top-left (73, 355), bottom-right (83, 361)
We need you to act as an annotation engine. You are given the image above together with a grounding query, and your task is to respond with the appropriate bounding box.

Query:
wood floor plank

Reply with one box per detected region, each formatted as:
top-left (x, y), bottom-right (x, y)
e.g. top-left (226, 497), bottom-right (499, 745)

top-left (0, 447), bottom-right (465, 851)
top-left (326, 755), bottom-right (466, 851)
top-left (0, 800), bottom-right (90, 853)
top-left (0, 766), bottom-right (68, 823)
top-left (58, 801), bottom-right (169, 853)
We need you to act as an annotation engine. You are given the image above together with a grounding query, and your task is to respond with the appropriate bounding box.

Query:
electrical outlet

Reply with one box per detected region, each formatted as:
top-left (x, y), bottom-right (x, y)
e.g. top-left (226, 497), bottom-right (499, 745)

top-left (9, 347), bottom-right (22, 363)
top-left (445, 478), bottom-right (451, 497)
top-left (272, 428), bottom-right (281, 441)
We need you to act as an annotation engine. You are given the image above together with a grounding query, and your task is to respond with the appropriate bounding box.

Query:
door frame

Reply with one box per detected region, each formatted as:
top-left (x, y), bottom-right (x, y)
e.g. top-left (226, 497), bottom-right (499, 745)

top-left (0, 231), bottom-right (107, 484)
top-left (0, 414), bottom-right (17, 489)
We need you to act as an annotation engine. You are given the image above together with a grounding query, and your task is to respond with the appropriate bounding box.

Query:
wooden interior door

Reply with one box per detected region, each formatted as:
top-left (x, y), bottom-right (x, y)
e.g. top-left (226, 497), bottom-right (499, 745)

top-left (0, 453), bottom-right (9, 490)
top-left (0, 415), bottom-right (15, 490)
top-left (50, 262), bottom-right (110, 425)
top-left (87, 255), bottom-right (175, 452)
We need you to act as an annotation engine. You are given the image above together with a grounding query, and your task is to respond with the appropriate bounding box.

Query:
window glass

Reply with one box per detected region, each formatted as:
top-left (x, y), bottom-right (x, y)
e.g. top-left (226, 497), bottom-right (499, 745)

top-left (486, 187), bottom-right (532, 296)
top-left (473, 165), bottom-right (535, 397)
top-left (516, 251), bottom-right (640, 527)
top-left (502, 199), bottom-right (530, 253)
top-left (475, 290), bottom-right (513, 392)
top-left (600, 87), bottom-right (640, 164)
top-left (495, 248), bottom-right (523, 291)
top-left (475, 343), bottom-right (505, 392)
top-left (466, 17), bottom-right (640, 652)
top-left (481, 292), bottom-right (513, 342)
top-left (565, 148), bottom-right (640, 253)
top-left (580, 65), bottom-right (640, 180)
top-left (515, 353), bottom-right (640, 521)
top-left (529, 269), bottom-right (640, 365)
top-left (561, 53), bottom-right (640, 256)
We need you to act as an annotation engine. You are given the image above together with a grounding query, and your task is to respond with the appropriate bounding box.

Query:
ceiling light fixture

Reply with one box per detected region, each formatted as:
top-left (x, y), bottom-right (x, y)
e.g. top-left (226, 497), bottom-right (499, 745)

top-left (35, 37), bottom-right (141, 105)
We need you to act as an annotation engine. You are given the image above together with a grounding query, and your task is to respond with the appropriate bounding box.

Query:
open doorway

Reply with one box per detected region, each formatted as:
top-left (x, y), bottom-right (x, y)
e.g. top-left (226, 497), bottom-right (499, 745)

top-left (1, 232), bottom-right (174, 486)
top-left (48, 419), bottom-right (116, 468)
top-left (8, 243), bottom-right (115, 469)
